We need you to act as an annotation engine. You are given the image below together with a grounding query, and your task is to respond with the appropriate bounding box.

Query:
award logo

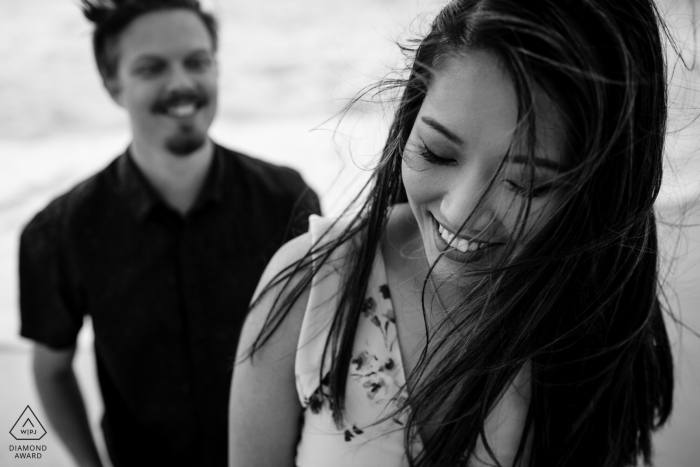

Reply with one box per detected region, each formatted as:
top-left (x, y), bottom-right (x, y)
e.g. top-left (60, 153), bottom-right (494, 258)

top-left (10, 406), bottom-right (46, 441)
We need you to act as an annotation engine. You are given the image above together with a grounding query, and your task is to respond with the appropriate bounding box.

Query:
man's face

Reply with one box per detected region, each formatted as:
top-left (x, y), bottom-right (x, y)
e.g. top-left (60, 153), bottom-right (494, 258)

top-left (107, 9), bottom-right (218, 156)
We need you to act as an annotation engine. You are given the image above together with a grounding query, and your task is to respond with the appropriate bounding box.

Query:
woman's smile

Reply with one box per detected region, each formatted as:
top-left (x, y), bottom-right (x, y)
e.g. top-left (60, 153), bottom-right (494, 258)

top-left (430, 213), bottom-right (504, 264)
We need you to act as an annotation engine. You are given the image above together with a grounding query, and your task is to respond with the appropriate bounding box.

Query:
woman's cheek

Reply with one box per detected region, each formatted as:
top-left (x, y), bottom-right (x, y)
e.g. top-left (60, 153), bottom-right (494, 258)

top-left (401, 154), bottom-right (435, 206)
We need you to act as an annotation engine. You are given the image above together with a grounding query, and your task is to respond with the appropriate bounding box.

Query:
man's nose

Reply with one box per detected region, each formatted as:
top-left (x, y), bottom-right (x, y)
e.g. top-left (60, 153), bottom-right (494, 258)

top-left (165, 64), bottom-right (196, 92)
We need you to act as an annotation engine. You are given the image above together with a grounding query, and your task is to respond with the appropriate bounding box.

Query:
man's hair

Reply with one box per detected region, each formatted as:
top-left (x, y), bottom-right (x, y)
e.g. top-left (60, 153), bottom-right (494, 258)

top-left (81, 0), bottom-right (218, 79)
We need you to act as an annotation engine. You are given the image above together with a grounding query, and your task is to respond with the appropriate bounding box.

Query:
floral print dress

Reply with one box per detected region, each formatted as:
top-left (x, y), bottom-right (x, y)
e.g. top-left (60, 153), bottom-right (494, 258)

top-left (294, 215), bottom-right (423, 467)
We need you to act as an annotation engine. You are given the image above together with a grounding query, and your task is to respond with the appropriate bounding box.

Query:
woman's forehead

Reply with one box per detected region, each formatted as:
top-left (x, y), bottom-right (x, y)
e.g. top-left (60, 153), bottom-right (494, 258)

top-left (420, 51), bottom-right (567, 168)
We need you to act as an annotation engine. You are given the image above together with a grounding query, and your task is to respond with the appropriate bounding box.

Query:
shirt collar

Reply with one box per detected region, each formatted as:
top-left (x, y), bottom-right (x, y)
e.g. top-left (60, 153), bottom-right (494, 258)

top-left (190, 144), bottom-right (225, 211)
top-left (116, 143), bottom-right (225, 222)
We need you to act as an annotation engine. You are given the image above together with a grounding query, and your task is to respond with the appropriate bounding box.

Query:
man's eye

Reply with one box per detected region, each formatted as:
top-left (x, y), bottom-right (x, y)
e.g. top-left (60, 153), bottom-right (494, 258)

top-left (135, 63), bottom-right (165, 76)
top-left (504, 180), bottom-right (552, 198)
top-left (186, 57), bottom-right (212, 72)
top-left (418, 140), bottom-right (457, 166)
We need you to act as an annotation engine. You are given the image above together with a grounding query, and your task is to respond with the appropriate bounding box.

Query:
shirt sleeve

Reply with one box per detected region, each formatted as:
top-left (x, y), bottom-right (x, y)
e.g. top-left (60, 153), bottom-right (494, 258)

top-left (18, 206), bottom-right (84, 349)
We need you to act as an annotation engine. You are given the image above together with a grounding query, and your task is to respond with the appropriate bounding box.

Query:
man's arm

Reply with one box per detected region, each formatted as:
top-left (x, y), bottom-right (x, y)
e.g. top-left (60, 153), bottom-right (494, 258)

top-left (33, 343), bottom-right (103, 467)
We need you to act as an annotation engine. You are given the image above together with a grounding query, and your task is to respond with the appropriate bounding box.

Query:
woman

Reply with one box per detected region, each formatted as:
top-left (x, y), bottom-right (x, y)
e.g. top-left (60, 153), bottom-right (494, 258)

top-left (229, 0), bottom-right (674, 466)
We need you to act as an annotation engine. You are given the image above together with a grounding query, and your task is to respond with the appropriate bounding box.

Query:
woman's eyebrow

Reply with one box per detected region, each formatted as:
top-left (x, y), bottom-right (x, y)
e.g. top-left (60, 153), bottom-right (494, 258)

top-left (421, 116), bottom-right (463, 145)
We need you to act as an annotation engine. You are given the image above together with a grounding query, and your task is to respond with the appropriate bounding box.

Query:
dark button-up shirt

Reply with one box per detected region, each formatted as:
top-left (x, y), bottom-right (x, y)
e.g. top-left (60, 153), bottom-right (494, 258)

top-left (19, 143), bottom-right (320, 466)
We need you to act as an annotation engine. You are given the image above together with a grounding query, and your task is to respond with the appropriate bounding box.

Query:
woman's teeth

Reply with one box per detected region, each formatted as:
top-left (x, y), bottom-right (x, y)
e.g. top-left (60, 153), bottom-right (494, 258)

top-left (437, 223), bottom-right (488, 253)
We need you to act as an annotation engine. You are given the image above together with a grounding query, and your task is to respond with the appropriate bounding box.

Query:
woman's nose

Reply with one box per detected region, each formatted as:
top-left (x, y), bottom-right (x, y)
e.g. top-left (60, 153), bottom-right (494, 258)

top-left (440, 173), bottom-right (498, 235)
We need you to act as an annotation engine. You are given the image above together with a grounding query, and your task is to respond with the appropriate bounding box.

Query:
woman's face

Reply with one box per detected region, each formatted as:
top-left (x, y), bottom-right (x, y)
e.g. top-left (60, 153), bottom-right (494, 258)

top-left (402, 50), bottom-right (567, 275)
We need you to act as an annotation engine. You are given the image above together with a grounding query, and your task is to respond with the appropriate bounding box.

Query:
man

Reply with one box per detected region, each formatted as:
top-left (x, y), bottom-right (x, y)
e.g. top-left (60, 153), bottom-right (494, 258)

top-left (18, 1), bottom-right (320, 465)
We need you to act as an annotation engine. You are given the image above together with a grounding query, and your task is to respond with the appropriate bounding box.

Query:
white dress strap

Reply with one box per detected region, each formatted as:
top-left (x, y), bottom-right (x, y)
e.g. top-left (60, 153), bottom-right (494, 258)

top-left (295, 214), bottom-right (351, 407)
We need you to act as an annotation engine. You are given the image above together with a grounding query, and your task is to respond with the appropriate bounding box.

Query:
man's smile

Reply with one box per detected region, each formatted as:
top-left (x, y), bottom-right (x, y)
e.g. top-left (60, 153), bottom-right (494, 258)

top-left (152, 91), bottom-right (209, 119)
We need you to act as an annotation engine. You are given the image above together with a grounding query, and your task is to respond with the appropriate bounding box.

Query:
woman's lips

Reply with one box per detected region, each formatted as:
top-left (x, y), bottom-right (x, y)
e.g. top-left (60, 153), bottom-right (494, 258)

top-left (430, 214), bottom-right (502, 264)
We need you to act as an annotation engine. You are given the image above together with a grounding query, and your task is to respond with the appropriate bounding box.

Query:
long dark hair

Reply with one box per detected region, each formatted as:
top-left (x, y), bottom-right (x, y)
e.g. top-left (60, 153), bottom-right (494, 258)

top-left (248, 1), bottom-right (674, 465)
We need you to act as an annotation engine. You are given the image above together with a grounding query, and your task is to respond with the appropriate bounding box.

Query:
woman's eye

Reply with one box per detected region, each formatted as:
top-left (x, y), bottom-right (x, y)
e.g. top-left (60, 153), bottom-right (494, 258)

top-left (505, 180), bottom-right (552, 198)
top-left (418, 140), bottom-right (457, 166)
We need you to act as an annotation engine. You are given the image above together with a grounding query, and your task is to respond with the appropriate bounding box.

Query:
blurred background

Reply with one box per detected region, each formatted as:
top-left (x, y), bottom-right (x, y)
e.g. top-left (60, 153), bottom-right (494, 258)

top-left (0, 0), bottom-right (698, 465)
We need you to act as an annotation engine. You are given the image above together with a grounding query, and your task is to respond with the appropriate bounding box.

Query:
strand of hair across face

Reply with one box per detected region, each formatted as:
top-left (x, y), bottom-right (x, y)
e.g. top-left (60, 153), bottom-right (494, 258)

top-left (426, 272), bottom-right (449, 318)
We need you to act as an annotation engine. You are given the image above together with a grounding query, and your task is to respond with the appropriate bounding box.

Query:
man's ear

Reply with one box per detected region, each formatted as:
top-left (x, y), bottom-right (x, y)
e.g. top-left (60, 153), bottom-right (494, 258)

top-left (104, 76), bottom-right (124, 107)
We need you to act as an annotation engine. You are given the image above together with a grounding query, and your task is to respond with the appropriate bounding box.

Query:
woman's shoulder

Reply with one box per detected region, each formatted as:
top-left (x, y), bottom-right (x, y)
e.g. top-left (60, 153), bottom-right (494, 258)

top-left (250, 230), bottom-right (313, 304)
top-left (255, 213), bottom-right (359, 298)
top-left (268, 230), bottom-right (314, 272)
top-left (307, 213), bottom-right (356, 248)
top-left (246, 214), bottom-right (356, 338)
